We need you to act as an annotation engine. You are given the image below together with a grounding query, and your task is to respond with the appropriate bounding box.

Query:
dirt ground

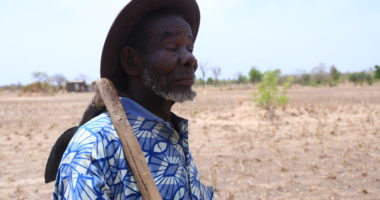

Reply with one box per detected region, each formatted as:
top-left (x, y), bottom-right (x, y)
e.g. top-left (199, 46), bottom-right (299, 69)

top-left (0, 84), bottom-right (379, 200)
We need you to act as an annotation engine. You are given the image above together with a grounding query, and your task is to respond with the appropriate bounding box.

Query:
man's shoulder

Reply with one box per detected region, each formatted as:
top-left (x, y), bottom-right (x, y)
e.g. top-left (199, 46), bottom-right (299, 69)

top-left (69, 112), bottom-right (160, 148)
top-left (74, 112), bottom-right (115, 140)
top-left (83, 112), bottom-right (113, 131)
top-left (65, 112), bottom-right (118, 155)
top-left (59, 113), bottom-right (124, 176)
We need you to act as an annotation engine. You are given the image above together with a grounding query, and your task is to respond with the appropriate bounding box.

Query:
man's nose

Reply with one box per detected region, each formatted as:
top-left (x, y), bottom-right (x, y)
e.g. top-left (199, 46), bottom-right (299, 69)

top-left (180, 51), bottom-right (197, 71)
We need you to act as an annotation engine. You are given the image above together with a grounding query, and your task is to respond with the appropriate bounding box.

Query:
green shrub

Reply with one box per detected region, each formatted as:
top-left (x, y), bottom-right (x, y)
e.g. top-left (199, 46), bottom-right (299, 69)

top-left (236, 74), bottom-right (248, 84)
top-left (206, 77), bottom-right (214, 85)
top-left (374, 65), bottom-right (380, 80)
top-left (329, 65), bottom-right (341, 86)
top-left (249, 67), bottom-right (263, 84)
top-left (294, 73), bottom-right (311, 86)
top-left (348, 72), bottom-right (373, 85)
top-left (255, 70), bottom-right (293, 109)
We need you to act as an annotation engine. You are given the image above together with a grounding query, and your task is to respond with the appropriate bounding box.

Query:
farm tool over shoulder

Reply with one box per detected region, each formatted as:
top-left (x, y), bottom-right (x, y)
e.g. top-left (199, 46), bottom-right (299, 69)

top-left (45, 78), bottom-right (162, 200)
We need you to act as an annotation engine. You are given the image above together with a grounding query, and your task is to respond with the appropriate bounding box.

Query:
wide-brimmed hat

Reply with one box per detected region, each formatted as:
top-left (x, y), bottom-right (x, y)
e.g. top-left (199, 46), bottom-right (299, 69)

top-left (100, 0), bottom-right (200, 93)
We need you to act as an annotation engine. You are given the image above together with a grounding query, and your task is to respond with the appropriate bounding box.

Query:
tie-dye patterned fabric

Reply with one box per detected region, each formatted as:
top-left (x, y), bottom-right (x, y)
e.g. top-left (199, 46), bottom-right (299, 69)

top-left (53, 97), bottom-right (213, 200)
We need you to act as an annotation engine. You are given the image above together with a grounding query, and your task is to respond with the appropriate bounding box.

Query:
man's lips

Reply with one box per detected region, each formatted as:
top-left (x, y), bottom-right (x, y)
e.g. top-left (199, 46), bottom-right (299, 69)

top-left (171, 76), bottom-right (195, 86)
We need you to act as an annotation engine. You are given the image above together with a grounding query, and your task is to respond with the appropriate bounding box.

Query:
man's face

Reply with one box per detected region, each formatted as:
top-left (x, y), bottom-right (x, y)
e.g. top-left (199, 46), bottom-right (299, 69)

top-left (140, 14), bottom-right (197, 103)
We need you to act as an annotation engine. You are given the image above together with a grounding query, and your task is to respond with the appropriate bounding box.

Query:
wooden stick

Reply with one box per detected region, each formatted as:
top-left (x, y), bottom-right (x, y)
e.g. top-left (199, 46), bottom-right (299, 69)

top-left (94, 78), bottom-right (162, 200)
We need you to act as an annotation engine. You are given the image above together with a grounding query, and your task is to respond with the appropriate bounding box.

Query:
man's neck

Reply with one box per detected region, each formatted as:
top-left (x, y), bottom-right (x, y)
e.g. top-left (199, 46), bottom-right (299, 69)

top-left (138, 96), bottom-right (174, 122)
top-left (124, 91), bottom-right (174, 122)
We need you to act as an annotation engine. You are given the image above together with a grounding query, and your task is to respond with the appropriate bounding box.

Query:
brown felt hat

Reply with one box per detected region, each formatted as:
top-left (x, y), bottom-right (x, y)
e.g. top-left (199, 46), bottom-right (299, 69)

top-left (100, 0), bottom-right (200, 93)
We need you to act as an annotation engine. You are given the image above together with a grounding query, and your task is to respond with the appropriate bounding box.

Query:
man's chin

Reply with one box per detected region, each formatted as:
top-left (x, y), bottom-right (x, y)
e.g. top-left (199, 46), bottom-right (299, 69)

top-left (160, 89), bottom-right (196, 103)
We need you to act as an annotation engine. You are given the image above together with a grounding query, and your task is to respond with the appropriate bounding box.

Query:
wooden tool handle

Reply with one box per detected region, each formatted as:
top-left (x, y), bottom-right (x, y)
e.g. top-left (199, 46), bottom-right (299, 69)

top-left (94, 78), bottom-right (162, 200)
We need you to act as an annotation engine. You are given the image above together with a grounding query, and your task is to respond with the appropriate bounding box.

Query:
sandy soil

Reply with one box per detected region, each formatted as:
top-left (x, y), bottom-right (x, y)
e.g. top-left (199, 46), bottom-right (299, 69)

top-left (0, 84), bottom-right (379, 200)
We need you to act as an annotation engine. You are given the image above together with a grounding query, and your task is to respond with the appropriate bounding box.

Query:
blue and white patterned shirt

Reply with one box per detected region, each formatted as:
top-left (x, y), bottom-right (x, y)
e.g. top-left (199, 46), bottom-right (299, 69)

top-left (53, 97), bottom-right (213, 200)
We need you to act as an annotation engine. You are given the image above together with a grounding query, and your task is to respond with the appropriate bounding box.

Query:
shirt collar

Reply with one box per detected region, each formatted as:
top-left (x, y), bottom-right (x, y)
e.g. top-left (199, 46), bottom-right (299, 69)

top-left (120, 97), bottom-right (189, 134)
top-left (120, 97), bottom-right (164, 122)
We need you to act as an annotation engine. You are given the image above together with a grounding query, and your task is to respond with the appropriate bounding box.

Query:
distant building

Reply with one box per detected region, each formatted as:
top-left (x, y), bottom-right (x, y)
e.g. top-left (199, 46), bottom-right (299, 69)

top-left (66, 80), bottom-right (88, 92)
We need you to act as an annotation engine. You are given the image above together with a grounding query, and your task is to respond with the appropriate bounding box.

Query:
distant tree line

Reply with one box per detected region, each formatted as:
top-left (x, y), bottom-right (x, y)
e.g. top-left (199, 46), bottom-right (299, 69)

top-left (195, 64), bottom-right (380, 87)
top-left (0, 72), bottom-right (92, 94)
top-left (1, 65), bottom-right (379, 93)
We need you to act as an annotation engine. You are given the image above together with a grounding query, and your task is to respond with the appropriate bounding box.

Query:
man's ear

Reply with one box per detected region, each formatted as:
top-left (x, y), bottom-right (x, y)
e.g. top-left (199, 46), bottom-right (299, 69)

top-left (120, 46), bottom-right (142, 77)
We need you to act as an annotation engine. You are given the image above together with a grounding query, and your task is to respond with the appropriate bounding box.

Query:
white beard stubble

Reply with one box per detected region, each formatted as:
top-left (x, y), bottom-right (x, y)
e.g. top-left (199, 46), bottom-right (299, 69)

top-left (142, 65), bottom-right (196, 103)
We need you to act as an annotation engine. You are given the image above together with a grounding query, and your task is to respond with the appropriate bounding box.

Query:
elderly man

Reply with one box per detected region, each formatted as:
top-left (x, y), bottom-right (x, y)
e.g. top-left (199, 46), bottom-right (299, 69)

top-left (53, 0), bottom-right (213, 199)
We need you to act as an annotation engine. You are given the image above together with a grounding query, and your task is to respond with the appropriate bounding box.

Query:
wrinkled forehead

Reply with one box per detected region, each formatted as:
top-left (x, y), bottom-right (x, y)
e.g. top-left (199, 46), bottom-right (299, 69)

top-left (145, 13), bottom-right (194, 41)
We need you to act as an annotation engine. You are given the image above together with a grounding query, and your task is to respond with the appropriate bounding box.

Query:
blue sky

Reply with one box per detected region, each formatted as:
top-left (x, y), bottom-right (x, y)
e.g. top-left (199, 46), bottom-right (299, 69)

top-left (0, 0), bottom-right (379, 85)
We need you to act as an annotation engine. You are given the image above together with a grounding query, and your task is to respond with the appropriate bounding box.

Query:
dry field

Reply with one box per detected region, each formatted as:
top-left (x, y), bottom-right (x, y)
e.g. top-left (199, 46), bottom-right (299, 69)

top-left (0, 84), bottom-right (379, 200)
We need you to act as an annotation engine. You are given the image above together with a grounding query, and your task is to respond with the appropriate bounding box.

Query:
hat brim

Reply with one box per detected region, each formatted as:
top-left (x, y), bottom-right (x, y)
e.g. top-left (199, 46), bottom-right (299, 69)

top-left (100, 0), bottom-right (200, 93)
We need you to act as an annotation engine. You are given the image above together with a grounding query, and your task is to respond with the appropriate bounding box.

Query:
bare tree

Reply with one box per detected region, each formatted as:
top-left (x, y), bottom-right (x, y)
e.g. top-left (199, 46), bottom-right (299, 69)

top-left (311, 63), bottom-right (328, 85)
top-left (212, 66), bottom-right (221, 84)
top-left (50, 74), bottom-right (67, 90)
top-left (199, 62), bottom-right (208, 87)
top-left (32, 72), bottom-right (48, 83)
